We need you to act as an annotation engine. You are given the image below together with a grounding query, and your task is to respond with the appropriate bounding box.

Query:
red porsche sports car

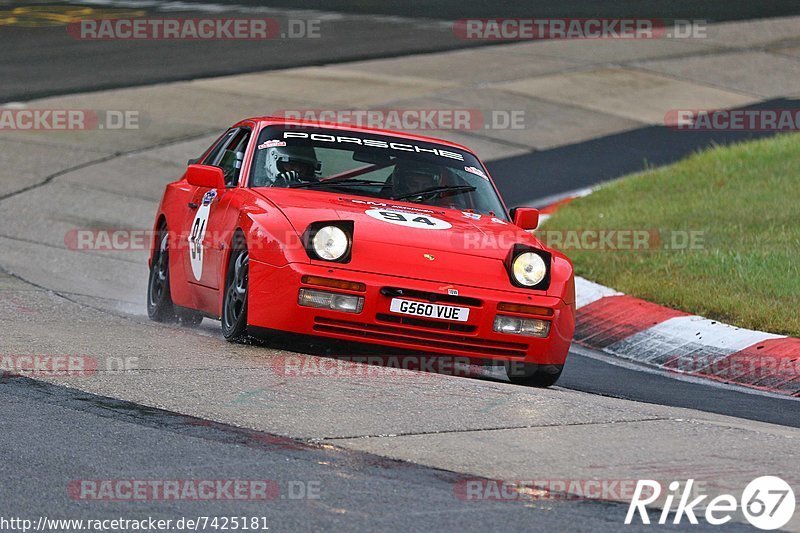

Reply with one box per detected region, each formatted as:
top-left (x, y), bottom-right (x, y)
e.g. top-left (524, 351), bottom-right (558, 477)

top-left (147, 118), bottom-right (575, 386)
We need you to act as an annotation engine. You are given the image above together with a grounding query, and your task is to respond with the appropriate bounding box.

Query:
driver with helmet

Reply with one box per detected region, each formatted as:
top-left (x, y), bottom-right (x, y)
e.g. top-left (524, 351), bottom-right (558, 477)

top-left (391, 162), bottom-right (441, 200)
top-left (260, 145), bottom-right (320, 186)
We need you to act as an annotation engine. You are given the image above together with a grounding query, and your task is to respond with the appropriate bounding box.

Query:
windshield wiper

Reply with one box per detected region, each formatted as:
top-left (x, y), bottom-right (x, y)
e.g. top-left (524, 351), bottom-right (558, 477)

top-left (392, 185), bottom-right (476, 201)
top-left (289, 178), bottom-right (386, 189)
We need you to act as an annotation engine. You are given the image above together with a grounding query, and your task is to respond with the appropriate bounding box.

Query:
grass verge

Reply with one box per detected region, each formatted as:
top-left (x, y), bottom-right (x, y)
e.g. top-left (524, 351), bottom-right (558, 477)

top-left (540, 133), bottom-right (800, 336)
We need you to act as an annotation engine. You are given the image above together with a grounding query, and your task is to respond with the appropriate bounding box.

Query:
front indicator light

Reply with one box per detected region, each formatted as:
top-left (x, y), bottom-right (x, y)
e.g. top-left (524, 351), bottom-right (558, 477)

top-left (298, 288), bottom-right (364, 313)
top-left (493, 315), bottom-right (550, 338)
top-left (497, 302), bottom-right (554, 317)
top-left (301, 275), bottom-right (366, 292)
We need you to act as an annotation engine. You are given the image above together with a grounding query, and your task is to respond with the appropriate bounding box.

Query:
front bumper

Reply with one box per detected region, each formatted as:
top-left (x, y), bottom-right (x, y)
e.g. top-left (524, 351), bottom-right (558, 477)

top-left (248, 260), bottom-right (574, 364)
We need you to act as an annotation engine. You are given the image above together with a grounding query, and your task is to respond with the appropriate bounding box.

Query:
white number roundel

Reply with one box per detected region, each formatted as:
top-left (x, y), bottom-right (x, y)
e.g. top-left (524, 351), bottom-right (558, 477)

top-left (365, 209), bottom-right (451, 230)
top-left (188, 203), bottom-right (210, 281)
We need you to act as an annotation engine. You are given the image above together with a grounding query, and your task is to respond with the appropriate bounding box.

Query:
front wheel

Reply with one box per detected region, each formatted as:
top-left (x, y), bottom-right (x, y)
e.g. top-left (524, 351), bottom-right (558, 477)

top-left (505, 361), bottom-right (563, 387)
top-left (222, 240), bottom-right (249, 342)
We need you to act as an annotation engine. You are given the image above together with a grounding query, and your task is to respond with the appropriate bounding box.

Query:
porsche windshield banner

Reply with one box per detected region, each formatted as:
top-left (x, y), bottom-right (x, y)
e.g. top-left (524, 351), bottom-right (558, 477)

top-left (276, 129), bottom-right (469, 162)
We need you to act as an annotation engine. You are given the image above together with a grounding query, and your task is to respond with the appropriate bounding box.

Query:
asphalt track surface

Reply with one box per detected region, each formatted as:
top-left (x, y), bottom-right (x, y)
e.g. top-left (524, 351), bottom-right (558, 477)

top-left (2, 0), bottom-right (800, 103)
top-left (488, 98), bottom-right (800, 205)
top-left (0, 345), bottom-right (796, 529)
top-left (2, 3), bottom-right (800, 531)
top-left (562, 347), bottom-right (800, 429)
top-left (0, 1), bottom-right (465, 103)
top-left (3, 1), bottom-right (799, 205)
top-left (199, 0), bottom-right (800, 21)
top-left (2, 375), bottom-right (747, 532)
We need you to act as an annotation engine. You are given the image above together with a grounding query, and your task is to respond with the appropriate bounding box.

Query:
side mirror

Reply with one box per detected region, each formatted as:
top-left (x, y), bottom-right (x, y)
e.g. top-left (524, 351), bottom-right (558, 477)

top-left (511, 207), bottom-right (539, 230)
top-left (185, 164), bottom-right (225, 189)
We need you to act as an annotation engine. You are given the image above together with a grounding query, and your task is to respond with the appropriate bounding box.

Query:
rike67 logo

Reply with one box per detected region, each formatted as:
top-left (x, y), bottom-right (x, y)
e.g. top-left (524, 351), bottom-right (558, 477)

top-left (626, 476), bottom-right (795, 530)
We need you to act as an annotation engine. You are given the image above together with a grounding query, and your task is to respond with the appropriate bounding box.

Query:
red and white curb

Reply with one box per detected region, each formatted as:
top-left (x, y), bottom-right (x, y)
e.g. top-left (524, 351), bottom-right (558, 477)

top-left (535, 187), bottom-right (594, 226)
top-left (537, 192), bottom-right (800, 397)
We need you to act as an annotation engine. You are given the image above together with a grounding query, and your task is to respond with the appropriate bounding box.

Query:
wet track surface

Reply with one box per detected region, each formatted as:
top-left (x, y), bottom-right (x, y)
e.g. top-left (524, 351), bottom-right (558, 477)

top-left (2, 5), bottom-right (800, 530)
top-left (0, 376), bottom-right (756, 531)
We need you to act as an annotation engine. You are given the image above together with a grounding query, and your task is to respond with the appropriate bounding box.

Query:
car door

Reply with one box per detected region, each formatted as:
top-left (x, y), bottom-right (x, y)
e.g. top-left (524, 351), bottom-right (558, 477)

top-left (183, 127), bottom-right (251, 291)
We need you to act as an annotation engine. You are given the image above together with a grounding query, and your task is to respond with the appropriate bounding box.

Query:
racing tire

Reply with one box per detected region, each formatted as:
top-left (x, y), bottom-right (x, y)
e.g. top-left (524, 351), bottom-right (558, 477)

top-left (222, 234), bottom-right (249, 342)
top-left (505, 362), bottom-right (563, 387)
top-left (147, 225), bottom-right (175, 322)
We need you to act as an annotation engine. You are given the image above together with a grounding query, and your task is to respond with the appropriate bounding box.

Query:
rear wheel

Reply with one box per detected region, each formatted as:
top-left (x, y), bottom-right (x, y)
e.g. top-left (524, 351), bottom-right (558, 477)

top-left (222, 235), bottom-right (249, 342)
top-left (505, 361), bottom-right (563, 387)
top-left (147, 225), bottom-right (205, 326)
top-left (147, 227), bottom-right (175, 322)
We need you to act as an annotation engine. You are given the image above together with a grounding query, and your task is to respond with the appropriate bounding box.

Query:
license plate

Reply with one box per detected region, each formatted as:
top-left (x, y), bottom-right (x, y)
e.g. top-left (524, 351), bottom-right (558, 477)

top-left (389, 298), bottom-right (470, 322)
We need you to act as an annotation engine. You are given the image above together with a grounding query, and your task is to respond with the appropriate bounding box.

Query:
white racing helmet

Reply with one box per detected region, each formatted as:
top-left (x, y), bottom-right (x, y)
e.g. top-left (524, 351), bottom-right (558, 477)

top-left (263, 145), bottom-right (321, 185)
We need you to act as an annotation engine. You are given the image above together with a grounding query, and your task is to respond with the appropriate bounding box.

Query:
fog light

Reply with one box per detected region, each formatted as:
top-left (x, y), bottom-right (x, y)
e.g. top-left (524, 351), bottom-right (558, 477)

top-left (493, 315), bottom-right (550, 337)
top-left (298, 288), bottom-right (364, 313)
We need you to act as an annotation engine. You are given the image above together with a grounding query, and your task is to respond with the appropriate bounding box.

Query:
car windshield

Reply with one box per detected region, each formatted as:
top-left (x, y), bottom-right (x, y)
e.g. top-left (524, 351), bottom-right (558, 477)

top-left (249, 126), bottom-right (508, 219)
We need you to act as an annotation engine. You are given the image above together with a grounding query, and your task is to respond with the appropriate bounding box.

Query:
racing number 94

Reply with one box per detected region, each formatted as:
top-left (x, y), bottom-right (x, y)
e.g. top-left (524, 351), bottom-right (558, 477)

top-left (380, 211), bottom-right (436, 226)
top-left (189, 217), bottom-right (205, 262)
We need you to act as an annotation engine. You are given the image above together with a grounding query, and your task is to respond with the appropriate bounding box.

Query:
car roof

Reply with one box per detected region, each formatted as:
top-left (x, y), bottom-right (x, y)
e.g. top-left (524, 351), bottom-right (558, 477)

top-left (234, 116), bottom-right (478, 155)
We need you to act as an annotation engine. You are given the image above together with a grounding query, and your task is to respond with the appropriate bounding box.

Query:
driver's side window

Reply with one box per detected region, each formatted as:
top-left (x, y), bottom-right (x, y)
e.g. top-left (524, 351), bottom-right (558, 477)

top-left (202, 130), bottom-right (236, 167)
top-left (217, 129), bottom-right (250, 187)
top-left (201, 128), bottom-right (251, 187)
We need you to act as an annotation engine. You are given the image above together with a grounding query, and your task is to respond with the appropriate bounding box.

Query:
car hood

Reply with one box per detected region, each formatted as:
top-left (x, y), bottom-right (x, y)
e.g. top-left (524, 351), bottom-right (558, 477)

top-left (256, 189), bottom-right (537, 256)
top-left (253, 188), bottom-right (547, 291)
